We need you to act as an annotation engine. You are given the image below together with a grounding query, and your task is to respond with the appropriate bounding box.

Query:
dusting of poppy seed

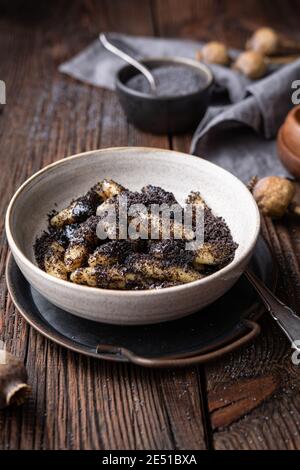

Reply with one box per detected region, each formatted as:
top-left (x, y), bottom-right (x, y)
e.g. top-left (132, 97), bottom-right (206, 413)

top-left (141, 185), bottom-right (178, 206)
top-left (34, 180), bottom-right (238, 289)
top-left (34, 231), bottom-right (54, 270)
top-left (63, 223), bottom-right (80, 243)
top-left (93, 240), bottom-right (137, 262)
top-left (102, 186), bottom-right (178, 214)
top-left (69, 215), bottom-right (100, 247)
top-left (203, 207), bottom-right (238, 265)
top-left (69, 189), bottom-right (101, 222)
top-left (148, 239), bottom-right (193, 266)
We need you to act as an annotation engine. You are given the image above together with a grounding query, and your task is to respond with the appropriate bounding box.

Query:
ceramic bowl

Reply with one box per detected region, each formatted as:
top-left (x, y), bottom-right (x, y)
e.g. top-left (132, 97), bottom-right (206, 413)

top-left (116, 57), bottom-right (213, 134)
top-left (5, 147), bottom-right (260, 325)
top-left (277, 126), bottom-right (300, 180)
top-left (280, 105), bottom-right (300, 156)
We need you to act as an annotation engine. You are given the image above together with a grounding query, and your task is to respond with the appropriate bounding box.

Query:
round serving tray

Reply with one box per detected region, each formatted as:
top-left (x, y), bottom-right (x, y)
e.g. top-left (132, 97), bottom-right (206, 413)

top-left (6, 237), bottom-right (277, 368)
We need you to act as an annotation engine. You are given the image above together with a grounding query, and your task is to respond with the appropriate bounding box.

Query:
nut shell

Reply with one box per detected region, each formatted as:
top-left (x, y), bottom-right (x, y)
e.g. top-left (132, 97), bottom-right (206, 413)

top-left (197, 41), bottom-right (230, 66)
top-left (246, 27), bottom-right (279, 56)
top-left (233, 51), bottom-right (267, 79)
top-left (253, 176), bottom-right (295, 218)
top-left (0, 351), bottom-right (30, 408)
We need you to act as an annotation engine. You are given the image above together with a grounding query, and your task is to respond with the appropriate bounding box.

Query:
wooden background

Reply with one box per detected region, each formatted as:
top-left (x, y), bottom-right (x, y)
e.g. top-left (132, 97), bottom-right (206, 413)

top-left (1, 0), bottom-right (300, 450)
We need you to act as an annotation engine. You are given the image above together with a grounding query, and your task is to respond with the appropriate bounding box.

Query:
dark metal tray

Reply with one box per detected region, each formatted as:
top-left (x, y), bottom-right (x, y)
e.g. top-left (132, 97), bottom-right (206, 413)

top-left (6, 237), bottom-right (276, 367)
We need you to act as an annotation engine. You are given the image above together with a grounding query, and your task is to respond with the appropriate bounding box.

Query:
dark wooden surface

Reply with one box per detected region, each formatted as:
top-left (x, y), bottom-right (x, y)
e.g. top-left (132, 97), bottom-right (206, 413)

top-left (1, 0), bottom-right (300, 450)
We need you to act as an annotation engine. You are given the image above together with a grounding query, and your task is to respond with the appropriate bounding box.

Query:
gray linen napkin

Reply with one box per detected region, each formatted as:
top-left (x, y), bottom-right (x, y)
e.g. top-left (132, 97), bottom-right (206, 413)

top-left (191, 60), bottom-right (300, 181)
top-left (60, 34), bottom-right (300, 182)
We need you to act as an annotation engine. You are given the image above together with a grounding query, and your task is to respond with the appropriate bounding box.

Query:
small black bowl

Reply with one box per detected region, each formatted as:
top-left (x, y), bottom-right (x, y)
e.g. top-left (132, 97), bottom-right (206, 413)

top-left (116, 57), bottom-right (214, 135)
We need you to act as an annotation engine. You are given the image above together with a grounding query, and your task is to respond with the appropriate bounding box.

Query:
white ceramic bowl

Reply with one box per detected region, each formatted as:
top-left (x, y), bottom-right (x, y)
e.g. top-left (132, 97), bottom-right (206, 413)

top-left (6, 147), bottom-right (260, 325)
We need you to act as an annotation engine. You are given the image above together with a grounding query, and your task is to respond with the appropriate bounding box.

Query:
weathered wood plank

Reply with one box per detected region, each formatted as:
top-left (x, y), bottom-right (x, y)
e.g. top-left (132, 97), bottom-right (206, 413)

top-left (158, 1), bottom-right (300, 449)
top-left (174, 134), bottom-right (300, 449)
top-left (2, 0), bottom-right (300, 451)
top-left (0, 0), bottom-right (207, 450)
top-left (153, 0), bottom-right (300, 46)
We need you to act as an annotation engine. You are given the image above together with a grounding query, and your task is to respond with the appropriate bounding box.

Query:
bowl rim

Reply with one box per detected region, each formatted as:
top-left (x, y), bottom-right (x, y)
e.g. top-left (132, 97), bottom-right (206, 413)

top-left (286, 103), bottom-right (300, 125)
top-left (116, 56), bottom-right (214, 101)
top-left (5, 146), bottom-right (260, 297)
top-left (278, 126), bottom-right (300, 163)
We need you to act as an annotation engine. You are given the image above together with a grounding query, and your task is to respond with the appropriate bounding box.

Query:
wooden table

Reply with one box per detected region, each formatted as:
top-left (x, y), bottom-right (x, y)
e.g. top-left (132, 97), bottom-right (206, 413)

top-left (1, 0), bottom-right (300, 450)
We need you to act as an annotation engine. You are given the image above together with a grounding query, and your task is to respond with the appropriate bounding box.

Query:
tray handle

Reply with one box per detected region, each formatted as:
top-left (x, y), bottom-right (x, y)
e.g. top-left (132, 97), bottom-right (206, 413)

top-left (96, 320), bottom-right (260, 368)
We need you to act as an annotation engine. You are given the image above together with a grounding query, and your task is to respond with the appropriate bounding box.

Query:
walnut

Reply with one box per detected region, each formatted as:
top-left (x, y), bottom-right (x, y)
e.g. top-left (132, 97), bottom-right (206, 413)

top-left (246, 27), bottom-right (279, 56)
top-left (253, 176), bottom-right (299, 218)
top-left (196, 41), bottom-right (230, 66)
top-left (233, 51), bottom-right (267, 79)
